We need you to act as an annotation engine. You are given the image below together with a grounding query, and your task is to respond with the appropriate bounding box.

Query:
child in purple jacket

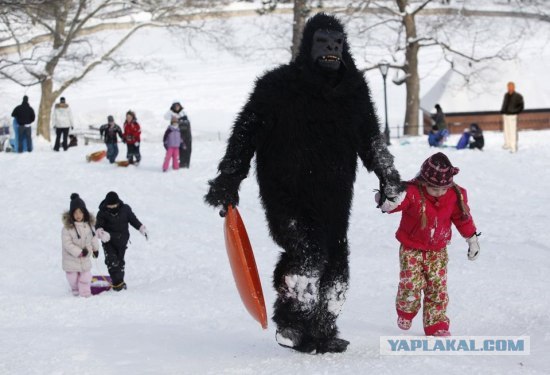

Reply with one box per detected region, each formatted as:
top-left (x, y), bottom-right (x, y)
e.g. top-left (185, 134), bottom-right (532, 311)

top-left (162, 116), bottom-right (183, 172)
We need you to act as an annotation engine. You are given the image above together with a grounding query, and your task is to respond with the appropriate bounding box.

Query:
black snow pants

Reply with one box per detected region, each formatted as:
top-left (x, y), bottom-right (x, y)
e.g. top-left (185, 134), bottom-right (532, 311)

top-left (103, 238), bottom-right (128, 286)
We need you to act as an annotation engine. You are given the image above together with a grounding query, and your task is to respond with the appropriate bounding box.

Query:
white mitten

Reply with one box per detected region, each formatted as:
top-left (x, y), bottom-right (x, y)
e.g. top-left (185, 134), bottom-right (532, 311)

top-left (139, 225), bottom-right (148, 240)
top-left (96, 228), bottom-right (111, 243)
top-left (466, 233), bottom-right (480, 261)
top-left (375, 191), bottom-right (405, 213)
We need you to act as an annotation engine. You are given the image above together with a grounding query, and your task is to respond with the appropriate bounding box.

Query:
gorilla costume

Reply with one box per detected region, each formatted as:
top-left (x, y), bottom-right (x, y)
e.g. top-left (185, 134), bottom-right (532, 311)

top-left (205, 13), bottom-right (403, 354)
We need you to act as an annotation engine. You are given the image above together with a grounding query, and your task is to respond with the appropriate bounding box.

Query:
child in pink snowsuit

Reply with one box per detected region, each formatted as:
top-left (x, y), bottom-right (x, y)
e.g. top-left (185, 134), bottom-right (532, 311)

top-left (61, 194), bottom-right (100, 297)
top-left (162, 116), bottom-right (183, 172)
top-left (376, 152), bottom-right (481, 336)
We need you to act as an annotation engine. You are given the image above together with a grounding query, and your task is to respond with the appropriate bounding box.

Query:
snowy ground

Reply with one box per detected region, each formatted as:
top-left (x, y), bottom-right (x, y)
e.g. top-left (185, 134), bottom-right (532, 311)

top-left (1, 8), bottom-right (549, 375)
top-left (0, 129), bottom-right (549, 375)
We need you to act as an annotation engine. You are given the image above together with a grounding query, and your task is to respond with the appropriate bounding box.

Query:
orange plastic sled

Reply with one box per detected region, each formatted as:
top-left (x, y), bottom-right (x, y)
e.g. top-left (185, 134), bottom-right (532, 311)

top-left (86, 150), bottom-right (106, 162)
top-left (224, 206), bottom-right (268, 329)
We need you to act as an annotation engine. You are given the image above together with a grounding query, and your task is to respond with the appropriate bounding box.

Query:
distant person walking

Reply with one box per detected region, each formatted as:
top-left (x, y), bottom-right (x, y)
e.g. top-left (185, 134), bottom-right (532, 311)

top-left (500, 82), bottom-right (524, 153)
top-left (99, 115), bottom-right (124, 163)
top-left (52, 97), bottom-right (75, 151)
top-left (11, 95), bottom-right (35, 153)
top-left (123, 110), bottom-right (141, 165)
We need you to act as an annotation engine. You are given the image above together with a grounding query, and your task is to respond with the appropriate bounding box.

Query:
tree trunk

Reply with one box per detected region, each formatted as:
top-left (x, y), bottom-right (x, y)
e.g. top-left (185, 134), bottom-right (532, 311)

top-left (403, 37), bottom-right (420, 136)
top-left (398, 1), bottom-right (421, 136)
top-left (37, 78), bottom-right (56, 141)
top-left (291, 0), bottom-right (309, 61)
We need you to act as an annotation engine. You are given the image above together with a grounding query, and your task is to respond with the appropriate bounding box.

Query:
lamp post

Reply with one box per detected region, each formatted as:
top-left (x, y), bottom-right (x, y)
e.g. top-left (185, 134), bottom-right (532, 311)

top-left (378, 60), bottom-right (390, 145)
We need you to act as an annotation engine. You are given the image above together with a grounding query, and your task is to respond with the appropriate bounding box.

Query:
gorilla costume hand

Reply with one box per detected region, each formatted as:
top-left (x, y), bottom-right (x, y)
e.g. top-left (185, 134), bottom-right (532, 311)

top-left (377, 171), bottom-right (407, 208)
top-left (204, 174), bottom-right (240, 215)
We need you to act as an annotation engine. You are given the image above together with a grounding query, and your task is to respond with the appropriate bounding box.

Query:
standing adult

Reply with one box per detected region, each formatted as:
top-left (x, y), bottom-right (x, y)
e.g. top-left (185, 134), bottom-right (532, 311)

top-left (165, 100), bottom-right (192, 168)
top-left (123, 110), bottom-right (141, 165)
top-left (99, 115), bottom-right (124, 163)
top-left (11, 95), bottom-right (35, 153)
top-left (500, 81), bottom-right (524, 153)
top-left (205, 13), bottom-right (403, 353)
top-left (52, 97), bottom-right (75, 151)
top-left (432, 104), bottom-right (447, 131)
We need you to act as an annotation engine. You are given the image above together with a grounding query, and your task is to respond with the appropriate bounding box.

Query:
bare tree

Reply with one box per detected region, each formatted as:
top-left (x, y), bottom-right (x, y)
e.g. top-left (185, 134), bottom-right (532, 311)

top-left (343, 0), bottom-right (524, 135)
top-left (0, 0), bottom-right (229, 141)
top-left (258, 0), bottom-right (321, 60)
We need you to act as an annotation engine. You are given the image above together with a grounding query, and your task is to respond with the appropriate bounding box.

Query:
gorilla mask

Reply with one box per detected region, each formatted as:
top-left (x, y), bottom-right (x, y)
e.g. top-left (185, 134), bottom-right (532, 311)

top-left (311, 29), bottom-right (344, 71)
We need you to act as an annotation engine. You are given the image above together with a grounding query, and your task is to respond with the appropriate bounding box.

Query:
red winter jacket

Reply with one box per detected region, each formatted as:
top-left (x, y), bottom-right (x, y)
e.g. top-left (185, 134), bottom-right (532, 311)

top-left (123, 121), bottom-right (141, 145)
top-left (389, 183), bottom-right (477, 251)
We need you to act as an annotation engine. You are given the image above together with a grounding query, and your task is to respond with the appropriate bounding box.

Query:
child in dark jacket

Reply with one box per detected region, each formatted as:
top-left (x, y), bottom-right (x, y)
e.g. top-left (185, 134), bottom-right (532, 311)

top-left (375, 152), bottom-right (481, 336)
top-left (99, 115), bottom-right (124, 163)
top-left (95, 191), bottom-right (148, 291)
top-left (162, 116), bottom-right (183, 172)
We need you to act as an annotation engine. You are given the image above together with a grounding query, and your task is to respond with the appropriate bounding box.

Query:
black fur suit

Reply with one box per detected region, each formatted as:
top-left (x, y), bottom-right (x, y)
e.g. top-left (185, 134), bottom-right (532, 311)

top-left (205, 13), bottom-right (403, 353)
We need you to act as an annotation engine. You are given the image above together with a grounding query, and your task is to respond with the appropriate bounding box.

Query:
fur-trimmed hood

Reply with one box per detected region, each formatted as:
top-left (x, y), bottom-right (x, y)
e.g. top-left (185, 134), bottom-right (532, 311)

top-left (55, 103), bottom-right (69, 109)
top-left (62, 211), bottom-right (96, 229)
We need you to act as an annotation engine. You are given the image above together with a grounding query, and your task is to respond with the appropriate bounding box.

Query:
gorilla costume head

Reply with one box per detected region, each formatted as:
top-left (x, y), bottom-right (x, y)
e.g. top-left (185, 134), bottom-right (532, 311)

top-left (295, 13), bottom-right (357, 74)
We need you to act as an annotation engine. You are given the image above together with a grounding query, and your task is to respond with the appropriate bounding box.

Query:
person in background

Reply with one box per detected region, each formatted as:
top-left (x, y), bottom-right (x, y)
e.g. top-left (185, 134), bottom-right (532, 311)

top-left (68, 134), bottom-right (78, 148)
top-left (500, 81), bottom-right (524, 153)
top-left (428, 125), bottom-right (448, 147)
top-left (52, 97), bottom-right (74, 151)
top-left (99, 115), bottom-right (124, 163)
top-left (165, 100), bottom-right (191, 168)
top-left (162, 115), bottom-right (183, 172)
top-left (433, 104), bottom-right (447, 132)
top-left (61, 193), bottom-right (99, 298)
top-left (468, 123), bottom-right (484, 150)
top-left (123, 110), bottom-right (141, 165)
top-left (11, 95), bottom-right (35, 153)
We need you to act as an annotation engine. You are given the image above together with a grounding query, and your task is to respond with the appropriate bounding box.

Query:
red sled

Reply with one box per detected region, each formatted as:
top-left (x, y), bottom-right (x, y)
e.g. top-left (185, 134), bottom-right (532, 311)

top-left (91, 275), bottom-right (112, 295)
top-left (86, 150), bottom-right (106, 162)
top-left (224, 206), bottom-right (268, 329)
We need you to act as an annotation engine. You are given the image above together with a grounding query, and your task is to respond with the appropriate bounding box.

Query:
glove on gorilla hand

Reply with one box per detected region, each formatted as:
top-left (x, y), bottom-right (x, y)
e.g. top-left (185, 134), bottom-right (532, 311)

top-left (204, 174), bottom-right (241, 217)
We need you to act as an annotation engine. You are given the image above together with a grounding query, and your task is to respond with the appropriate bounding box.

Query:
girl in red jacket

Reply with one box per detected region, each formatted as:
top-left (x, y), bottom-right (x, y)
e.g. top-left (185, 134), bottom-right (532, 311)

top-left (123, 110), bottom-right (141, 165)
top-left (376, 152), bottom-right (480, 337)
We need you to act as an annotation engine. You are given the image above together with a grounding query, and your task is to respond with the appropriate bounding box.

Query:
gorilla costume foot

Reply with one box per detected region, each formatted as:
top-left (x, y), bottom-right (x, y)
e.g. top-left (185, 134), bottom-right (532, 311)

top-left (276, 327), bottom-right (349, 354)
top-left (316, 337), bottom-right (350, 354)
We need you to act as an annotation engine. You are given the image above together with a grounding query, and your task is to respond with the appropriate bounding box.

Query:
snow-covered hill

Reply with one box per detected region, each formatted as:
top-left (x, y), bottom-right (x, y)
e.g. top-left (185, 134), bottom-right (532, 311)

top-left (1, 129), bottom-right (549, 374)
top-left (1, 9), bottom-right (549, 375)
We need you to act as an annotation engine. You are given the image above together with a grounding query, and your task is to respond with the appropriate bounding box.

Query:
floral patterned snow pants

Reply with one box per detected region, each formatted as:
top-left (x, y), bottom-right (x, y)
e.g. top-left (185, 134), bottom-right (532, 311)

top-left (396, 246), bottom-right (450, 335)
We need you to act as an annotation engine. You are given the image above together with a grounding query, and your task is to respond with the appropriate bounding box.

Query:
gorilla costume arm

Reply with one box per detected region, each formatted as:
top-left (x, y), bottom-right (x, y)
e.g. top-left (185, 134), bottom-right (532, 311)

top-left (204, 89), bottom-right (266, 212)
top-left (356, 83), bottom-right (405, 202)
